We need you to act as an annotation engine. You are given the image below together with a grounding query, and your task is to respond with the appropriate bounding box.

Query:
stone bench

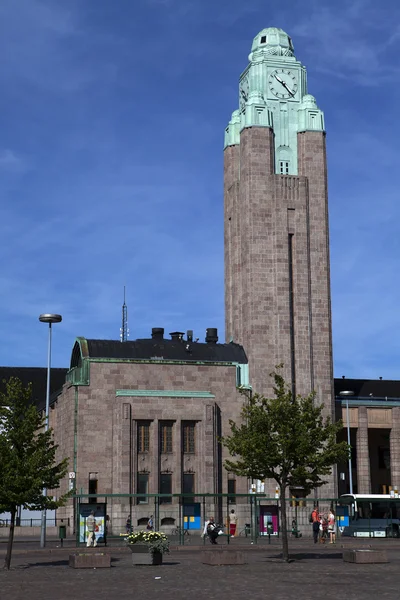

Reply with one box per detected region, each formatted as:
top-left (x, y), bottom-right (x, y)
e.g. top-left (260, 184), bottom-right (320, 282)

top-left (69, 553), bottom-right (111, 569)
top-left (201, 550), bottom-right (246, 566)
top-left (343, 549), bottom-right (388, 564)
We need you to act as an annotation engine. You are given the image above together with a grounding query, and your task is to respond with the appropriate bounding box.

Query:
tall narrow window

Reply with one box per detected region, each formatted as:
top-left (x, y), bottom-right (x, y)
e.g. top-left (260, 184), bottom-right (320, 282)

top-left (160, 422), bottom-right (173, 453)
top-left (160, 473), bottom-right (172, 504)
top-left (279, 160), bottom-right (289, 174)
top-left (182, 473), bottom-right (195, 504)
top-left (228, 479), bottom-right (236, 504)
top-left (137, 473), bottom-right (149, 504)
top-left (288, 233), bottom-right (296, 399)
top-left (88, 478), bottom-right (98, 503)
top-left (182, 422), bottom-right (195, 454)
top-left (137, 421), bottom-right (150, 453)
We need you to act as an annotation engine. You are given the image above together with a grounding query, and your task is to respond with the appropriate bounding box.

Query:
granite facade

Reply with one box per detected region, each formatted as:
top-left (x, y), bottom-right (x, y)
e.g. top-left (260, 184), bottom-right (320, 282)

top-left (52, 359), bottom-right (249, 527)
top-left (224, 126), bottom-right (335, 496)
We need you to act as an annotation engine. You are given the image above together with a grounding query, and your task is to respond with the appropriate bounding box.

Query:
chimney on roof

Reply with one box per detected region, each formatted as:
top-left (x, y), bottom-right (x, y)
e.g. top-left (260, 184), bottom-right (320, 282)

top-left (152, 328), bottom-right (164, 340)
top-left (187, 330), bottom-right (193, 343)
top-left (205, 328), bottom-right (218, 344)
top-left (170, 331), bottom-right (184, 341)
top-left (379, 376), bottom-right (383, 380)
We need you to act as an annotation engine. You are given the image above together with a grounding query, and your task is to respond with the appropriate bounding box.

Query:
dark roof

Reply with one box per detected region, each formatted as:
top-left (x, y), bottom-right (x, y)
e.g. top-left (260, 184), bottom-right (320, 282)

top-left (0, 367), bottom-right (68, 410)
top-left (334, 378), bottom-right (400, 400)
top-left (80, 338), bottom-right (247, 365)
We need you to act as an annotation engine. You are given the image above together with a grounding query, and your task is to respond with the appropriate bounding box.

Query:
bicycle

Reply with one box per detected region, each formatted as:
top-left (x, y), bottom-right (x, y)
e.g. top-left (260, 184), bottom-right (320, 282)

top-left (170, 526), bottom-right (191, 542)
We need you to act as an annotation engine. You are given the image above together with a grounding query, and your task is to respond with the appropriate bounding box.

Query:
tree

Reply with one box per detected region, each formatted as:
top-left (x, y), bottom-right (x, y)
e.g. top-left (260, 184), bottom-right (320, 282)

top-left (0, 377), bottom-right (70, 570)
top-left (221, 368), bottom-right (349, 561)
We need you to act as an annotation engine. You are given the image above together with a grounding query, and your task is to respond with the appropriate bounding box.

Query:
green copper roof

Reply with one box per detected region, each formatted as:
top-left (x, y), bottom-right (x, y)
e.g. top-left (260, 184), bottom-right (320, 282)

top-left (224, 27), bottom-right (325, 170)
top-left (250, 27), bottom-right (295, 59)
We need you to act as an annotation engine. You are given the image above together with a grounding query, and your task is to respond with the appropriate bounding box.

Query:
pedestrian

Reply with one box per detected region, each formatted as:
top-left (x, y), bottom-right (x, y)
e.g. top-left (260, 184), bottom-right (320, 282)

top-left (328, 509), bottom-right (336, 544)
top-left (125, 515), bottom-right (131, 534)
top-left (147, 515), bottom-right (154, 531)
top-left (311, 506), bottom-right (320, 544)
top-left (86, 510), bottom-right (97, 548)
top-left (319, 514), bottom-right (328, 543)
top-left (229, 509), bottom-right (238, 538)
top-left (206, 516), bottom-right (219, 545)
top-left (202, 517), bottom-right (210, 539)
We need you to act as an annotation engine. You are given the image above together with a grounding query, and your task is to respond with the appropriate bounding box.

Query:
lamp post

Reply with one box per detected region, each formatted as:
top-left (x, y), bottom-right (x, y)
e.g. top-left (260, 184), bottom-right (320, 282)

top-left (339, 390), bottom-right (355, 495)
top-left (39, 313), bottom-right (62, 548)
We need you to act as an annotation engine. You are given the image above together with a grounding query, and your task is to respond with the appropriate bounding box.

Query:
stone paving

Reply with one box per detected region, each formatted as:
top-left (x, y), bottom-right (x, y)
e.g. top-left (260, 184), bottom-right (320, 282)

top-left (1, 538), bottom-right (400, 600)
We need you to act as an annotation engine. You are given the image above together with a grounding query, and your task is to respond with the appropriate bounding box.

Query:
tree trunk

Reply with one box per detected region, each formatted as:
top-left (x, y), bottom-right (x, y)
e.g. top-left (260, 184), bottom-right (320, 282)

top-left (280, 484), bottom-right (289, 562)
top-left (3, 508), bottom-right (16, 570)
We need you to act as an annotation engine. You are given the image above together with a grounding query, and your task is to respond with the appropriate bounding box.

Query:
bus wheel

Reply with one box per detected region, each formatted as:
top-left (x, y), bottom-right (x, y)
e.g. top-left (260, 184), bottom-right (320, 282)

top-left (386, 526), bottom-right (400, 538)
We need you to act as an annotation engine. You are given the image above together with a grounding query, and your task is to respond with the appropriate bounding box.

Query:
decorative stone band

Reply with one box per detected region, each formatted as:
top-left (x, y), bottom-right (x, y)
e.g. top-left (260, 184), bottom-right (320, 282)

top-left (116, 389), bottom-right (215, 398)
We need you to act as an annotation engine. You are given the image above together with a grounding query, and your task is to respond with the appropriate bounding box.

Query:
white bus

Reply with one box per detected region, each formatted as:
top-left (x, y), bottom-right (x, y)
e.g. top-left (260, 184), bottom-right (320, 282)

top-left (338, 494), bottom-right (400, 538)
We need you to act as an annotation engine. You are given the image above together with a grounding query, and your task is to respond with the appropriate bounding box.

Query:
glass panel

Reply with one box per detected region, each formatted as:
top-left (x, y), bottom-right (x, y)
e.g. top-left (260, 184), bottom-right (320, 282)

top-left (183, 473), bottom-right (195, 504)
top-left (137, 422), bottom-right (150, 453)
top-left (137, 473), bottom-right (149, 504)
top-left (183, 423), bottom-right (195, 454)
top-left (228, 479), bottom-right (236, 504)
top-left (160, 422), bottom-right (173, 453)
top-left (160, 473), bottom-right (172, 504)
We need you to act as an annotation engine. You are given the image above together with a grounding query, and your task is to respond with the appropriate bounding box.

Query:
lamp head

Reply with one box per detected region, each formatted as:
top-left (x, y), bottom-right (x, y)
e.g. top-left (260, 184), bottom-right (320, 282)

top-left (39, 314), bottom-right (62, 324)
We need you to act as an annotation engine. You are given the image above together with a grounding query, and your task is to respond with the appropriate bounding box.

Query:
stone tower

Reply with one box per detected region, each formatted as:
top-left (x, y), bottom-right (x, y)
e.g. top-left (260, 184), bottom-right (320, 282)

top-left (224, 28), bottom-right (334, 439)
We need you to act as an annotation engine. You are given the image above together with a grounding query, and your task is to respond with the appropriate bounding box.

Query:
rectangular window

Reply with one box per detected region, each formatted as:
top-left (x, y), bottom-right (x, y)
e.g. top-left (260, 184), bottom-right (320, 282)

top-left (137, 421), bottom-right (150, 453)
top-left (182, 473), bottom-right (195, 504)
top-left (228, 479), bottom-right (236, 504)
top-left (88, 478), bottom-right (98, 503)
top-left (160, 422), bottom-right (173, 453)
top-left (137, 473), bottom-right (149, 504)
top-left (260, 35), bottom-right (266, 43)
top-left (160, 473), bottom-right (172, 504)
top-left (279, 161), bottom-right (289, 174)
top-left (182, 422), bottom-right (195, 454)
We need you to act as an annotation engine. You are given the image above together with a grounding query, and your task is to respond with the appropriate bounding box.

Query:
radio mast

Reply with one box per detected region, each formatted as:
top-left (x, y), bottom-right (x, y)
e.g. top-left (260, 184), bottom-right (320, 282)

top-left (120, 286), bottom-right (129, 342)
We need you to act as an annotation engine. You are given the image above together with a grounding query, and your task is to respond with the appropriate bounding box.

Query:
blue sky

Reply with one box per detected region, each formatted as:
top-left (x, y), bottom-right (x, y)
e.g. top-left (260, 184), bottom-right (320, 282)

top-left (1, 0), bottom-right (400, 379)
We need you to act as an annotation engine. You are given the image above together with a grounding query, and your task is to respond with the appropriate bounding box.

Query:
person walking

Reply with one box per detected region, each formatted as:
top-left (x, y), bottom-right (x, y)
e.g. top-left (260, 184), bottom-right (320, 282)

top-left (328, 509), bottom-right (336, 544)
top-left (229, 509), bottom-right (238, 538)
top-left (319, 514), bottom-right (328, 543)
top-left (147, 515), bottom-right (154, 531)
top-left (86, 510), bottom-right (97, 547)
top-left (311, 507), bottom-right (320, 544)
top-left (125, 515), bottom-right (131, 534)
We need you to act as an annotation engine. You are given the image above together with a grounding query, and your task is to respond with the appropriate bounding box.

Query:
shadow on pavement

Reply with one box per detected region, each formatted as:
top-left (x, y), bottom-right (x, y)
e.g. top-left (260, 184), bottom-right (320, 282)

top-left (267, 552), bottom-right (343, 562)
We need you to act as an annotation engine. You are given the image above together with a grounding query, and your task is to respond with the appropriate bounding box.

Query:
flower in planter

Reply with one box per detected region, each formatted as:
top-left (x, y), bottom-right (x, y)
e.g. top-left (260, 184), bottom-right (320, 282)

top-left (124, 530), bottom-right (170, 555)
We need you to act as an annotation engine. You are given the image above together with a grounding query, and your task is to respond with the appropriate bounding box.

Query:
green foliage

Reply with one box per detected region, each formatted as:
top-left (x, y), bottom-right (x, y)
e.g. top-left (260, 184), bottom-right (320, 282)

top-left (222, 367), bottom-right (349, 562)
top-left (0, 377), bottom-right (69, 514)
top-left (222, 368), bottom-right (349, 493)
top-left (124, 530), bottom-right (170, 555)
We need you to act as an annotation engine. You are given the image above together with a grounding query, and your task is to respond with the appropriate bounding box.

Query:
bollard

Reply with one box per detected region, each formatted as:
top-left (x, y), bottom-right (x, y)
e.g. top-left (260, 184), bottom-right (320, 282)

top-left (59, 523), bottom-right (67, 547)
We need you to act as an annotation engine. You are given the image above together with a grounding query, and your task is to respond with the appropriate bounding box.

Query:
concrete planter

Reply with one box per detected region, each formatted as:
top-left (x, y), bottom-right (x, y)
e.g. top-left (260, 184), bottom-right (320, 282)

top-left (129, 545), bottom-right (163, 566)
top-left (69, 553), bottom-right (111, 569)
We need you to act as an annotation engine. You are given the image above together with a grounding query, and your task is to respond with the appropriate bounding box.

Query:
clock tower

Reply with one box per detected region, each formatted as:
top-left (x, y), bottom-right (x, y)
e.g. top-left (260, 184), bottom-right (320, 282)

top-left (224, 28), bottom-right (334, 492)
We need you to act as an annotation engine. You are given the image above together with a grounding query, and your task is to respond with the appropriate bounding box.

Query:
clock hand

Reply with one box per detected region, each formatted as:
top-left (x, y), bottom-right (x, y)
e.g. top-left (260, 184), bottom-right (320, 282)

top-left (280, 80), bottom-right (294, 96)
top-left (274, 74), bottom-right (284, 84)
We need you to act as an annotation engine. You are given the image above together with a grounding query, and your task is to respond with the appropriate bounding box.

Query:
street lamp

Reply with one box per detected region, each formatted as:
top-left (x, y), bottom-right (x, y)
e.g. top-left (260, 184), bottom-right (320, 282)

top-left (39, 313), bottom-right (62, 548)
top-left (339, 390), bottom-right (355, 495)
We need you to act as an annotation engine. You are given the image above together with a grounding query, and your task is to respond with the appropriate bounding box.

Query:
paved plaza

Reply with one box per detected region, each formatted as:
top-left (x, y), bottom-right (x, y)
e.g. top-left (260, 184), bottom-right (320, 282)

top-left (1, 537), bottom-right (400, 600)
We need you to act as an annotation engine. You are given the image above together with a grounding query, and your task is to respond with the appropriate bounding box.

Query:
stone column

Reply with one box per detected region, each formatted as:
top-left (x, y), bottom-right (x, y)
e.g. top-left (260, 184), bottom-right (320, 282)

top-left (356, 407), bottom-right (371, 493)
top-left (390, 407), bottom-right (400, 490)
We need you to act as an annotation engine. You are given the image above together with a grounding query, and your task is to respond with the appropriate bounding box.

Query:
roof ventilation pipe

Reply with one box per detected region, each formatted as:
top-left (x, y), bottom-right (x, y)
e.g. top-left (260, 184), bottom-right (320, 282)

top-left (205, 328), bottom-right (218, 344)
top-left (151, 328), bottom-right (164, 339)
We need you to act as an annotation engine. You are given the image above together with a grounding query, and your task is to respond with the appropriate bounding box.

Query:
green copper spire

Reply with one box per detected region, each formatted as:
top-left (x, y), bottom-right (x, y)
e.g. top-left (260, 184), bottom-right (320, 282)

top-left (224, 27), bottom-right (325, 175)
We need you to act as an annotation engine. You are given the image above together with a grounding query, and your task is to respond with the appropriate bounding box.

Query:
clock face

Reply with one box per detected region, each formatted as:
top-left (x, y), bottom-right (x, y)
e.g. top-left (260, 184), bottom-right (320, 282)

top-left (239, 76), bottom-right (249, 109)
top-left (268, 69), bottom-right (298, 99)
